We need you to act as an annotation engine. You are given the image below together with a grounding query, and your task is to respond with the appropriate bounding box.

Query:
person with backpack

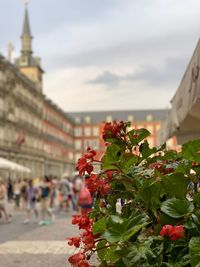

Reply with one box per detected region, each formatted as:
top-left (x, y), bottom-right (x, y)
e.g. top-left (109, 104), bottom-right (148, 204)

top-left (78, 175), bottom-right (93, 216)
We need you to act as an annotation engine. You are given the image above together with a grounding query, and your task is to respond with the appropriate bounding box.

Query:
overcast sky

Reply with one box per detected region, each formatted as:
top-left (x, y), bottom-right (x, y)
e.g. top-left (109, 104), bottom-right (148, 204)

top-left (1, 0), bottom-right (200, 111)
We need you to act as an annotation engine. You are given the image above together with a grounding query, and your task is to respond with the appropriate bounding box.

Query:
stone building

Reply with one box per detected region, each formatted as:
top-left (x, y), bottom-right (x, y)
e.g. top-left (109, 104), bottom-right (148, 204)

top-left (43, 97), bottom-right (74, 176)
top-left (0, 54), bottom-right (44, 178)
top-left (0, 6), bottom-right (75, 179)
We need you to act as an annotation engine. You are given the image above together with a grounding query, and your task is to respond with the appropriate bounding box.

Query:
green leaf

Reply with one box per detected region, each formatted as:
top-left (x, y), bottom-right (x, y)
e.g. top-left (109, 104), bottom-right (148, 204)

top-left (163, 150), bottom-right (180, 160)
top-left (128, 128), bottom-right (151, 146)
top-left (161, 198), bottom-right (194, 218)
top-left (93, 217), bottom-right (107, 235)
top-left (175, 160), bottom-right (192, 174)
top-left (121, 237), bottom-right (163, 267)
top-left (161, 173), bottom-right (189, 199)
top-left (104, 246), bottom-right (119, 263)
top-left (102, 212), bottom-right (148, 243)
top-left (97, 240), bottom-right (107, 261)
top-left (193, 192), bottom-right (200, 207)
top-left (159, 213), bottom-right (179, 226)
top-left (182, 140), bottom-right (200, 163)
top-left (189, 237), bottom-right (200, 267)
top-left (102, 144), bottom-right (121, 170)
top-left (138, 180), bottom-right (161, 209)
top-left (139, 140), bottom-right (157, 159)
top-left (118, 153), bottom-right (138, 173)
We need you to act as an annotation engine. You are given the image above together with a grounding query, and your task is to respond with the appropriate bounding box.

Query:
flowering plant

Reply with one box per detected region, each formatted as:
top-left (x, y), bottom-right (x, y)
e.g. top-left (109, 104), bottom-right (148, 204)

top-left (68, 121), bottom-right (200, 267)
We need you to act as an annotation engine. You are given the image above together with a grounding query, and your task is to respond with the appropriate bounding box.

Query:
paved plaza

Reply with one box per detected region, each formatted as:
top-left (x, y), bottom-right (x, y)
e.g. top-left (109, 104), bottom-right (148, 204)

top-left (0, 207), bottom-right (80, 267)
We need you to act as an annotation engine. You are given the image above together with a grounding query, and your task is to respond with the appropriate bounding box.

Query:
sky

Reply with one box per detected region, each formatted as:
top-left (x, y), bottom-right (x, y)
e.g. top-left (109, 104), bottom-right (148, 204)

top-left (1, 0), bottom-right (200, 112)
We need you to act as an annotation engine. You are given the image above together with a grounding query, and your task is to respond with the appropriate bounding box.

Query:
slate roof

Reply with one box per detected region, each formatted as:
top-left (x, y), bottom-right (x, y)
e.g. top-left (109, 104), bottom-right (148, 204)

top-left (68, 109), bottom-right (169, 124)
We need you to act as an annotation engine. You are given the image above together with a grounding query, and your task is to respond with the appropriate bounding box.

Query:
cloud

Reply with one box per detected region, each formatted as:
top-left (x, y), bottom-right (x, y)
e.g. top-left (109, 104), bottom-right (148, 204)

top-left (87, 71), bottom-right (121, 86)
top-left (86, 56), bottom-right (188, 88)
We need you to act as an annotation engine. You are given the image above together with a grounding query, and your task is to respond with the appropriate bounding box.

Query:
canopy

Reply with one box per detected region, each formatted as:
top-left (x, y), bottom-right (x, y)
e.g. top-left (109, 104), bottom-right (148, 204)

top-left (0, 157), bottom-right (31, 173)
top-left (159, 40), bottom-right (200, 145)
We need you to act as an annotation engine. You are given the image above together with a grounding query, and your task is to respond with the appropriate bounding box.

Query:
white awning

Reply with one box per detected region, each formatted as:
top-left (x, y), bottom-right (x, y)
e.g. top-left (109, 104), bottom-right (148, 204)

top-left (159, 40), bottom-right (200, 145)
top-left (0, 157), bottom-right (31, 173)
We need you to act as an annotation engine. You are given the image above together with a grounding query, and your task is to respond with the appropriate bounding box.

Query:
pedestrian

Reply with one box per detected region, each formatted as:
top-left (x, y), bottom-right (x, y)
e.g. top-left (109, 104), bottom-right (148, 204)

top-left (7, 176), bottom-right (13, 202)
top-left (73, 175), bottom-right (83, 210)
top-left (20, 179), bottom-right (28, 210)
top-left (38, 176), bottom-right (55, 225)
top-left (0, 178), bottom-right (10, 223)
top-left (60, 177), bottom-right (70, 211)
top-left (24, 179), bottom-right (38, 224)
top-left (13, 179), bottom-right (21, 210)
top-left (78, 175), bottom-right (93, 216)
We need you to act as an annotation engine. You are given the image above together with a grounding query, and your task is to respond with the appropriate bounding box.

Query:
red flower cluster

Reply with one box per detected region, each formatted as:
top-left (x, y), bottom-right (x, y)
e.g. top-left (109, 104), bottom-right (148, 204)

top-left (72, 215), bottom-right (91, 230)
top-left (81, 227), bottom-right (96, 250)
top-left (68, 252), bottom-right (92, 267)
top-left (160, 224), bottom-right (184, 241)
top-left (149, 162), bottom-right (163, 171)
top-left (68, 237), bottom-right (81, 248)
top-left (68, 215), bottom-right (96, 267)
top-left (86, 173), bottom-right (110, 196)
top-left (105, 170), bottom-right (117, 180)
top-left (102, 121), bottom-right (124, 140)
top-left (77, 148), bottom-right (96, 176)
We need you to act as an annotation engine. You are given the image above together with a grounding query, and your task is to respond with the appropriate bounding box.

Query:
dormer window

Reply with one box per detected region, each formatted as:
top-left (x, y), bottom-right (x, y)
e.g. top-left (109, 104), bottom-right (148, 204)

top-left (127, 115), bottom-right (134, 122)
top-left (146, 114), bottom-right (153, 122)
top-left (84, 116), bottom-right (91, 124)
top-left (106, 115), bottom-right (112, 122)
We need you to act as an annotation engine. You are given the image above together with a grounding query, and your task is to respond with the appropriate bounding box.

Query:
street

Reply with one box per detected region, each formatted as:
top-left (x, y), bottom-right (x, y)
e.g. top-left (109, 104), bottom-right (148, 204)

top-left (0, 207), bottom-right (79, 267)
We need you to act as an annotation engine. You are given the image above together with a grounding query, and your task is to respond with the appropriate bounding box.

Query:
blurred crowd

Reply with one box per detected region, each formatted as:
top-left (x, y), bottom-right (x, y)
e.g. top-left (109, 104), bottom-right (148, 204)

top-left (0, 175), bottom-right (84, 225)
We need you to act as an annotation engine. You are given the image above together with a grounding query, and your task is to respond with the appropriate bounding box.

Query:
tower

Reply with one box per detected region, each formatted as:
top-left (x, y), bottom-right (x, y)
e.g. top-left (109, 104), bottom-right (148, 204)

top-left (15, 2), bottom-right (44, 92)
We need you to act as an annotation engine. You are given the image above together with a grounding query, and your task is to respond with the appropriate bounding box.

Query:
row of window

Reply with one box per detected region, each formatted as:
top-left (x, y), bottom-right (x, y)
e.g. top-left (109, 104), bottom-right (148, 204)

top-left (75, 139), bottom-right (99, 151)
top-left (15, 84), bottom-right (42, 110)
top-left (15, 107), bottom-right (42, 130)
top-left (44, 124), bottom-right (73, 145)
top-left (44, 108), bottom-right (73, 134)
top-left (74, 114), bottom-right (154, 124)
top-left (44, 143), bottom-right (74, 160)
top-left (75, 126), bottom-right (99, 137)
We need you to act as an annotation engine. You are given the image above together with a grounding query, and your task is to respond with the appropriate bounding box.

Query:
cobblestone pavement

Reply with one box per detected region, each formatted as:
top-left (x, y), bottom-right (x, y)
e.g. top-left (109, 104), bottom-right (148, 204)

top-left (0, 207), bottom-right (89, 267)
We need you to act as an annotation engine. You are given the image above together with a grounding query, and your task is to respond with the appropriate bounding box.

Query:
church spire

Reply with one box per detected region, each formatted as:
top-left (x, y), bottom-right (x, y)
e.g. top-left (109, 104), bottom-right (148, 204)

top-left (15, 1), bottom-right (44, 93)
top-left (22, 5), bottom-right (31, 36)
top-left (21, 3), bottom-right (33, 62)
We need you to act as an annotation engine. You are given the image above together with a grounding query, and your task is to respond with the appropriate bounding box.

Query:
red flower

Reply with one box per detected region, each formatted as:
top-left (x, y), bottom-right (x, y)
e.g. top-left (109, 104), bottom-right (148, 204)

top-left (85, 174), bottom-right (110, 196)
top-left (68, 252), bottom-right (85, 264)
top-left (67, 237), bottom-right (81, 248)
top-left (77, 157), bottom-right (93, 176)
top-left (149, 162), bottom-right (163, 171)
top-left (72, 215), bottom-right (81, 225)
top-left (85, 147), bottom-right (96, 160)
top-left (133, 132), bottom-right (139, 139)
top-left (102, 121), bottom-right (124, 140)
top-left (160, 224), bottom-right (174, 237)
top-left (160, 225), bottom-right (184, 241)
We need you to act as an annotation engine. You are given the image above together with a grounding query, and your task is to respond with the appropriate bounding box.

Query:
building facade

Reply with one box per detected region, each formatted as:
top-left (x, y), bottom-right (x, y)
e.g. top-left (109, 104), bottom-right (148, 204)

top-left (43, 98), bottom-right (74, 176)
top-left (69, 110), bottom-right (175, 161)
top-left (0, 54), bottom-right (44, 178)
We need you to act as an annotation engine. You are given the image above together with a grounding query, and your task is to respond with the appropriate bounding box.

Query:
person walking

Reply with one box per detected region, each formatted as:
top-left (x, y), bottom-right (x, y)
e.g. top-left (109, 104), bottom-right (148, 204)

top-left (38, 176), bottom-right (54, 225)
top-left (0, 178), bottom-right (10, 223)
top-left (24, 179), bottom-right (38, 224)
top-left (13, 179), bottom-right (21, 210)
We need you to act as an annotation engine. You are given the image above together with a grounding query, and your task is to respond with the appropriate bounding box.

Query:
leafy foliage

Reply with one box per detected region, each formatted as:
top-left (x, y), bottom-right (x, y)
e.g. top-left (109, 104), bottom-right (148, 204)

top-left (69, 121), bottom-right (200, 267)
